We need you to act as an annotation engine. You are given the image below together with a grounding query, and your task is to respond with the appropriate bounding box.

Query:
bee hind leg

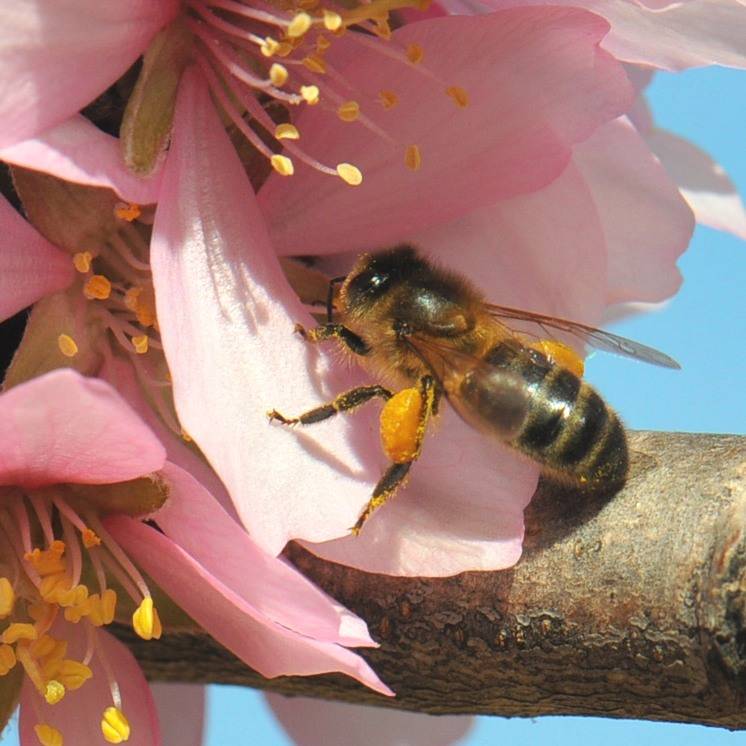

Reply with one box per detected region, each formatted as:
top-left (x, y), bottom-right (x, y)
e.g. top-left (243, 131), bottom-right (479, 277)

top-left (268, 385), bottom-right (393, 426)
top-left (351, 463), bottom-right (412, 535)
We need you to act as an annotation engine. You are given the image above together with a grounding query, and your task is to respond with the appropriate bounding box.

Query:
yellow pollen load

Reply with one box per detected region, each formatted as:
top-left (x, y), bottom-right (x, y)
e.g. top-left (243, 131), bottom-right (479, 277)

top-left (300, 84), bottom-right (320, 105)
top-left (44, 679), bottom-right (66, 705)
top-left (83, 274), bottom-right (112, 301)
top-left (34, 724), bottom-right (63, 746)
top-left (275, 123), bottom-right (300, 140)
top-left (287, 12), bottom-right (312, 38)
top-left (302, 53), bottom-right (326, 74)
top-left (336, 163), bottom-right (363, 186)
top-left (446, 85), bottom-right (469, 108)
top-left (132, 596), bottom-right (162, 640)
top-left (82, 528), bottom-right (102, 548)
top-left (261, 36), bottom-right (280, 57)
top-left (0, 578), bottom-right (15, 618)
top-left (114, 202), bottom-right (141, 222)
top-left (337, 100), bottom-right (360, 122)
top-left (57, 334), bottom-right (79, 358)
top-left (101, 707), bottom-right (131, 744)
top-left (380, 388), bottom-right (424, 463)
top-left (72, 251), bottom-right (93, 273)
top-left (3, 623), bottom-right (37, 645)
top-left (530, 339), bottom-right (585, 378)
top-left (405, 144), bottom-right (422, 171)
top-left (378, 90), bottom-right (398, 109)
top-left (406, 43), bottom-right (424, 64)
top-left (269, 63), bottom-right (288, 86)
top-left (132, 334), bottom-right (149, 355)
top-left (270, 154), bottom-right (295, 176)
top-left (323, 9), bottom-right (342, 30)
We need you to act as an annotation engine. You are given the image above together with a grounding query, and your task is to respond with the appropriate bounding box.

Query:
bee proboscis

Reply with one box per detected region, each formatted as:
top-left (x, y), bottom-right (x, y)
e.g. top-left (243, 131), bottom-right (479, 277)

top-left (269, 246), bottom-right (679, 534)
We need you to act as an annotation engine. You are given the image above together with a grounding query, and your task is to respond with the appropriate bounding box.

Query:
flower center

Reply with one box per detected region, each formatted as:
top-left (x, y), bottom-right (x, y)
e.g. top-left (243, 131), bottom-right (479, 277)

top-left (0, 488), bottom-right (161, 744)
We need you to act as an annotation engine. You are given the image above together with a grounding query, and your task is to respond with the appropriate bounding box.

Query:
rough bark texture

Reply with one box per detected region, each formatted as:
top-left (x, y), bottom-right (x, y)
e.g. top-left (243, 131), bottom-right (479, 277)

top-left (115, 431), bottom-right (746, 729)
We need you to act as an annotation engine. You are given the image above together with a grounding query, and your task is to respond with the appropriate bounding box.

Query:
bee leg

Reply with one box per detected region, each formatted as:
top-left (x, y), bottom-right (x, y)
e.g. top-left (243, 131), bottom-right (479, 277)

top-left (352, 376), bottom-right (439, 535)
top-left (268, 385), bottom-right (393, 426)
top-left (294, 323), bottom-right (370, 356)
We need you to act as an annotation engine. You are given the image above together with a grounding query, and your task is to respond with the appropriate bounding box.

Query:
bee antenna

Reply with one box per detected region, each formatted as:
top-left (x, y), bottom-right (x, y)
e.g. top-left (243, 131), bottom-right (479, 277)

top-left (326, 276), bottom-right (346, 323)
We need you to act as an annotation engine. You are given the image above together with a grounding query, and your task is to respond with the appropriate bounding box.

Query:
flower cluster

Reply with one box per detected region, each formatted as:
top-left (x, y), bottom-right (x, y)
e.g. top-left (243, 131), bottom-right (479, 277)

top-left (0, 0), bottom-right (744, 744)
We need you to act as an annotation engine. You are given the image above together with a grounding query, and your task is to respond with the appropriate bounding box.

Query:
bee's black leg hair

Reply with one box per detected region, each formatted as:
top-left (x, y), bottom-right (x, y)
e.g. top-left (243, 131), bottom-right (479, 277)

top-left (268, 385), bottom-right (393, 426)
top-left (294, 322), bottom-right (370, 356)
top-left (351, 375), bottom-right (439, 535)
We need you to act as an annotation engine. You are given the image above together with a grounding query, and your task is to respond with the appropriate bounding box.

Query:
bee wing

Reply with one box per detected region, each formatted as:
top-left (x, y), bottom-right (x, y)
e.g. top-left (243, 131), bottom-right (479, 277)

top-left (403, 333), bottom-right (531, 438)
top-left (485, 303), bottom-right (681, 370)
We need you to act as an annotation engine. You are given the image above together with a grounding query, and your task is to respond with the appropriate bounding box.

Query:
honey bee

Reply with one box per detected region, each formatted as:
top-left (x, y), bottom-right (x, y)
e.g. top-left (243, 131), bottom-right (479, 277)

top-left (269, 246), bottom-right (679, 534)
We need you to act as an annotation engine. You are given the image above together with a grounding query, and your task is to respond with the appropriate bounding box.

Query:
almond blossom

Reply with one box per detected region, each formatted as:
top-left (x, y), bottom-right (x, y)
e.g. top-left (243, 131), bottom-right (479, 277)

top-left (0, 368), bottom-right (389, 746)
top-left (0, 0), bottom-right (702, 576)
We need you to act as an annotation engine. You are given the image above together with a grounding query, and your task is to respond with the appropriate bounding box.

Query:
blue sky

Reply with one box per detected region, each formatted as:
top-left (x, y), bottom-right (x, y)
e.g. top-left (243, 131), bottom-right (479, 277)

top-left (3, 62), bottom-right (745, 746)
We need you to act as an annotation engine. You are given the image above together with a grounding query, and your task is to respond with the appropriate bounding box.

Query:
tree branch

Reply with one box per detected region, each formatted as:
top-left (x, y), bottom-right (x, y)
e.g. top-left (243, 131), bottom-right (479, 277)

top-left (116, 431), bottom-right (746, 729)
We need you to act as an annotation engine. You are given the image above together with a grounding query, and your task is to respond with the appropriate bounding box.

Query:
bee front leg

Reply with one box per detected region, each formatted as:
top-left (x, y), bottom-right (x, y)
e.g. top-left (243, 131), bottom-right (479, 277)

top-left (268, 385), bottom-right (393, 426)
top-left (352, 376), bottom-right (439, 535)
top-left (294, 323), bottom-right (370, 356)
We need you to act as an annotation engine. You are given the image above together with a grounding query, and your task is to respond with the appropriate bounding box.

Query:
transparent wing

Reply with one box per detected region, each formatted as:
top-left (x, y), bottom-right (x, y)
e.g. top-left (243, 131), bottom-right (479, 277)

top-left (485, 303), bottom-right (681, 369)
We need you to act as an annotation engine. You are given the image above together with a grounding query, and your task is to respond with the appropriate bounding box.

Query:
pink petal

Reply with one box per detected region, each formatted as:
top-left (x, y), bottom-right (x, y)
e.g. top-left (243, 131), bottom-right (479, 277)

top-left (152, 462), bottom-right (376, 647)
top-left (0, 115), bottom-right (162, 204)
top-left (0, 194), bottom-right (74, 321)
top-left (267, 693), bottom-right (474, 746)
top-left (0, 0), bottom-right (179, 147)
top-left (0, 368), bottom-right (165, 487)
top-left (150, 67), bottom-right (380, 554)
top-left (151, 684), bottom-right (204, 746)
top-left (572, 117), bottom-right (693, 305)
top-left (645, 127), bottom-right (746, 240)
top-left (106, 515), bottom-right (393, 696)
top-left (19, 625), bottom-right (160, 746)
top-left (260, 7), bottom-right (632, 256)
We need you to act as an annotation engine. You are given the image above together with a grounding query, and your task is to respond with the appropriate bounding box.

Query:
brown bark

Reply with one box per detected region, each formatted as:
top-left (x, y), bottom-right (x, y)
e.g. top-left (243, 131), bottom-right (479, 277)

top-left (115, 431), bottom-right (746, 729)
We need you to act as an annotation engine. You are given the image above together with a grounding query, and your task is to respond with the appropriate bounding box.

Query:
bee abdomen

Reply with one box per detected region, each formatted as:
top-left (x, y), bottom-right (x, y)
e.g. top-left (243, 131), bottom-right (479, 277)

top-left (481, 342), bottom-right (628, 486)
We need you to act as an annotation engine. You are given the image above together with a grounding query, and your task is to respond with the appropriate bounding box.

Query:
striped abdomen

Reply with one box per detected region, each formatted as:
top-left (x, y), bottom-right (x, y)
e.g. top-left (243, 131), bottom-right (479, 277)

top-left (458, 341), bottom-right (628, 486)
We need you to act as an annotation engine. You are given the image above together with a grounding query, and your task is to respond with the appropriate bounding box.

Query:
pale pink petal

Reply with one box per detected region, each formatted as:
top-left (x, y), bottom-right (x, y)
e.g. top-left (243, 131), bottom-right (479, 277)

top-left (645, 128), bottom-right (746, 240)
top-left (0, 116), bottom-right (161, 204)
top-left (0, 194), bottom-right (74, 321)
top-left (572, 118), bottom-right (693, 305)
top-left (0, 368), bottom-right (165, 487)
top-left (0, 0), bottom-right (179, 147)
top-left (150, 67), bottom-right (381, 555)
top-left (307, 162), bottom-right (602, 575)
top-left (267, 693), bottom-right (474, 746)
top-left (106, 515), bottom-right (393, 696)
top-left (19, 625), bottom-right (160, 746)
top-left (260, 7), bottom-right (632, 256)
top-left (153, 462), bottom-right (376, 647)
top-left (151, 684), bottom-right (204, 746)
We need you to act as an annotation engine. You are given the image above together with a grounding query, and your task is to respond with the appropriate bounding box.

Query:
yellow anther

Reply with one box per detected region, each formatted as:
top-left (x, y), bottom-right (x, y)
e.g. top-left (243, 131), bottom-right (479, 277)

top-left (101, 707), bottom-right (131, 744)
top-left (34, 724), bottom-right (63, 746)
top-left (28, 602), bottom-right (56, 628)
top-left (302, 54), bottom-right (326, 74)
top-left (300, 85), bottom-right (320, 105)
top-left (132, 596), bottom-right (162, 640)
top-left (101, 589), bottom-right (117, 625)
top-left (63, 599), bottom-right (89, 624)
top-left (323, 9), bottom-right (342, 30)
top-left (406, 43), bottom-right (424, 64)
top-left (405, 144), bottom-right (422, 172)
top-left (0, 578), bottom-right (15, 619)
top-left (2, 623), bottom-right (37, 644)
top-left (131, 335), bottom-right (149, 355)
top-left (374, 19), bottom-right (392, 39)
top-left (123, 287), bottom-right (140, 312)
top-left (276, 41), bottom-right (294, 57)
top-left (446, 85), bottom-right (469, 107)
top-left (299, 0), bottom-right (319, 8)
top-left (260, 36), bottom-right (280, 57)
top-left (114, 202), bottom-right (141, 222)
top-left (316, 35), bottom-right (331, 51)
top-left (134, 286), bottom-right (156, 327)
top-left (269, 63), bottom-right (288, 86)
top-left (57, 334), bottom-right (79, 358)
top-left (39, 574), bottom-right (71, 604)
top-left (26, 542), bottom-right (66, 576)
top-left (83, 274), bottom-right (112, 301)
top-left (57, 659), bottom-right (93, 691)
top-left (337, 100), bottom-right (360, 122)
top-left (270, 154), bottom-right (295, 176)
top-left (378, 90), bottom-right (398, 109)
top-left (82, 528), bottom-right (102, 548)
top-left (30, 634), bottom-right (60, 660)
top-left (287, 12), bottom-right (312, 38)
top-left (275, 123), bottom-right (300, 140)
top-left (44, 679), bottom-right (65, 705)
top-left (0, 644), bottom-right (16, 674)
top-left (336, 163), bottom-right (363, 186)
top-left (56, 584), bottom-right (88, 609)
top-left (72, 251), bottom-right (93, 273)
top-left (180, 427), bottom-right (192, 443)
